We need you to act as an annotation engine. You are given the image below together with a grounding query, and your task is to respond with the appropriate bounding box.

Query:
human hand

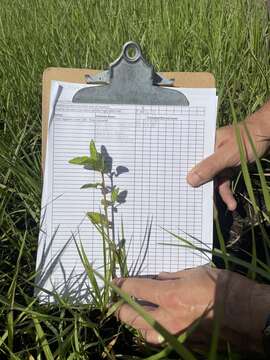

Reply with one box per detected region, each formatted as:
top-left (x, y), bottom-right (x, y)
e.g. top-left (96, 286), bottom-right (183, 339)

top-left (115, 266), bottom-right (267, 353)
top-left (186, 106), bottom-right (270, 211)
top-left (116, 266), bottom-right (219, 345)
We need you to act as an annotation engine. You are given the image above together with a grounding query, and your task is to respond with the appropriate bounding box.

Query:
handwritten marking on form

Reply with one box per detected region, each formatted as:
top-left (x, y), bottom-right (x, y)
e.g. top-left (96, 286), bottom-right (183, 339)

top-left (37, 83), bottom-right (217, 302)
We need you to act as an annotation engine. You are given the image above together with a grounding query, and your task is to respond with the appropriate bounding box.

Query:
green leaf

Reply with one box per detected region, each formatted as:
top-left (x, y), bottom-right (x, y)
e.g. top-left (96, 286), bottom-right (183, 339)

top-left (7, 231), bottom-right (27, 351)
top-left (89, 140), bottom-right (98, 160)
top-left (242, 121), bottom-right (270, 214)
top-left (101, 145), bottom-right (113, 173)
top-left (87, 212), bottom-right (110, 226)
top-left (96, 153), bottom-right (105, 170)
top-left (111, 187), bottom-right (119, 202)
top-left (69, 156), bottom-right (89, 165)
top-left (229, 95), bottom-right (258, 214)
top-left (33, 315), bottom-right (54, 360)
top-left (84, 158), bottom-right (103, 171)
top-left (105, 299), bottom-right (124, 319)
top-left (74, 242), bottom-right (101, 307)
top-left (80, 182), bottom-right (101, 189)
top-left (214, 206), bottom-right (228, 269)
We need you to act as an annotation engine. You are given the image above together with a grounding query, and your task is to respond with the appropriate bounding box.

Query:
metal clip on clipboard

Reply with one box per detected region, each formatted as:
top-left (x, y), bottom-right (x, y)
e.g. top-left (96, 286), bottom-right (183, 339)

top-left (72, 41), bottom-right (189, 106)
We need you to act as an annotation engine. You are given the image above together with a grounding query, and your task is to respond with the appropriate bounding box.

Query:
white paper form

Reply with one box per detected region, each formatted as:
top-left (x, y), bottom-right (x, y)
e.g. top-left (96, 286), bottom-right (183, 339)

top-left (36, 81), bottom-right (217, 302)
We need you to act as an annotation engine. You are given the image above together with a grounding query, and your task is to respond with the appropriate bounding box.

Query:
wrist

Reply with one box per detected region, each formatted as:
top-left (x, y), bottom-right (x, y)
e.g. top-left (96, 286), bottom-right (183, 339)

top-left (215, 271), bottom-right (264, 353)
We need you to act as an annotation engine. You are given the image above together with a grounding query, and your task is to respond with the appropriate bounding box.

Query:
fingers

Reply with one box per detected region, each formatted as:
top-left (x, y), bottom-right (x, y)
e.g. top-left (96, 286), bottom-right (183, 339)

top-left (186, 149), bottom-right (230, 187)
top-left (116, 304), bottom-right (170, 345)
top-left (117, 303), bottom-right (162, 329)
top-left (116, 277), bottom-right (171, 306)
top-left (187, 158), bottom-right (237, 211)
top-left (116, 303), bottom-right (156, 328)
top-left (140, 329), bottom-right (164, 344)
top-left (217, 178), bottom-right (237, 211)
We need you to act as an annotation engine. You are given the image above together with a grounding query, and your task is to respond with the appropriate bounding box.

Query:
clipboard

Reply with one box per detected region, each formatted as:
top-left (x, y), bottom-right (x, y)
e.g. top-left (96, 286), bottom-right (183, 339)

top-left (42, 41), bottom-right (215, 169)
top-left (37, 41), bottom-right (218, 301)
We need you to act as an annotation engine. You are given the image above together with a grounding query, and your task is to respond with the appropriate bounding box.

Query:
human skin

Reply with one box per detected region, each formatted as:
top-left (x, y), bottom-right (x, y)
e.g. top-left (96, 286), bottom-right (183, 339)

top-left (187, 100), bottom-right (270, 210)
top-left (116, 266), bottom-right (270, 353)
top-left (115, 101), bottom-right (270, 353)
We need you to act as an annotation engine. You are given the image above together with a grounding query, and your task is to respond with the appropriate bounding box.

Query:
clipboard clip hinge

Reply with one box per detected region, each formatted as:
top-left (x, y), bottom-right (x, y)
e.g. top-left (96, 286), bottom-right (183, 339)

top-left (85, 71), bottom-right (174, 87)
top-left (84, 42), bottom-right (174, 86)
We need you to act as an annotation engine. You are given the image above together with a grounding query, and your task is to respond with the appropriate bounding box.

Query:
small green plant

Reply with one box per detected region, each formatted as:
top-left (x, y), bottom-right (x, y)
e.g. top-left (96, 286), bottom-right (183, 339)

top-left (69, 140), bottom-right (129, 288)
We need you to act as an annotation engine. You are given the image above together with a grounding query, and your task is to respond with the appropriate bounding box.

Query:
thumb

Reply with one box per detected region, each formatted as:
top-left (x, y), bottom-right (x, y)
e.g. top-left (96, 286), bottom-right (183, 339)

top-left (187, 149), bottom-right (229, 187)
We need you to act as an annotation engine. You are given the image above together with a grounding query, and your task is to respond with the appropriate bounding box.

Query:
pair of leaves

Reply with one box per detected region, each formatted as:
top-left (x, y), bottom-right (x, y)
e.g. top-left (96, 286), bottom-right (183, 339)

top-left (90, 141), bottom-right (112, 173)
top-left (69, 141), bottom-right (129, 178)
top-left (69, 155), bottom-right (104, 171)
top-left (111, 187), bottom-right (127, 204)
top-left (69, 140), bottom-right (111, 174)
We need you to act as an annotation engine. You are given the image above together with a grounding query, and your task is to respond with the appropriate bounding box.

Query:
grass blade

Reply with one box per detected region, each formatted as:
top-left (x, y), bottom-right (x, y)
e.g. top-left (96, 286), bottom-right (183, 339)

top-left (32, 315), bottom-right (54, 360)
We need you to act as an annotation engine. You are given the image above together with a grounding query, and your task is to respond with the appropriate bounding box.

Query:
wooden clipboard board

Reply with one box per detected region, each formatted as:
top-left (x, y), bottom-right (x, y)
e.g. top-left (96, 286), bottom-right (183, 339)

top-left (42, 68), bottom-right (215, 170)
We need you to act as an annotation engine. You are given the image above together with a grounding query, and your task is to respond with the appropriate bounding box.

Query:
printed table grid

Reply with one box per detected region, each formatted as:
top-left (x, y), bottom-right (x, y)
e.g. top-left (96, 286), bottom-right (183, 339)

top-left (50, 102), bottom-right (207, 282)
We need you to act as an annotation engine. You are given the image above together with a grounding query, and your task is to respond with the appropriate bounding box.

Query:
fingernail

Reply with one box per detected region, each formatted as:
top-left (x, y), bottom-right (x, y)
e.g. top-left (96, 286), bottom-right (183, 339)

top-left (157, 334), bottom-right (165, 343)
top-left (187, 171), bottom-right (202, 187)
top-left (158, 271), bottom-right (170, 276)
top-left (157, 272), bottom-right (169, 280)
top-left (228, 200), bottom-right (237, 211)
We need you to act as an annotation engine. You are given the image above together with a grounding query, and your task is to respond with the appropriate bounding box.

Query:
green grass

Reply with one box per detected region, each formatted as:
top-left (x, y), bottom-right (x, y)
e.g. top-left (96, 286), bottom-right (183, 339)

top-left (1, 0), bottom-right (270, 358)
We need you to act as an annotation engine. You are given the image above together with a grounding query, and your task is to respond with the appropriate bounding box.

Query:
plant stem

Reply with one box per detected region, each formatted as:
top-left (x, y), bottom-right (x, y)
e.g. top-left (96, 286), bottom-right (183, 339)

top-left (101, 172), bottom-right (115, 278)
top-left (110, 174), bottom-right (116, 244)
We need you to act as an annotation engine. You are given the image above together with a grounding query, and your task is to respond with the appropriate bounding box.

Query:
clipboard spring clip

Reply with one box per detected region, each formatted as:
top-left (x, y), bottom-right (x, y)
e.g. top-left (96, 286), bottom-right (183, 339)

top-left (73, 41), bottom-right (189, 106)
top-left (85, 41), bottom-right (174, 86)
